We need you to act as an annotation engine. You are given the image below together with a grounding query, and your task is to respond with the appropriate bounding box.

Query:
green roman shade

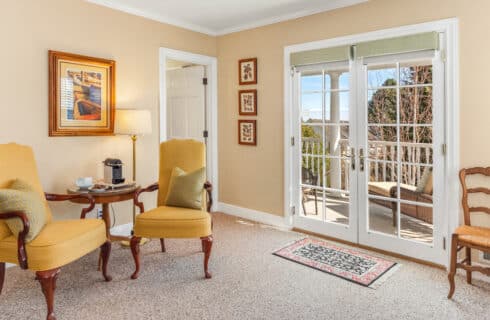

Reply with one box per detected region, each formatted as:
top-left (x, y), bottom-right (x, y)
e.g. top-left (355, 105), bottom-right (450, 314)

top-left (355, 32), bottom-right (439, 58)
top-left (290, 45), bottom-right (350, 67)
top-left (290, 32), bottom-right (439, 67)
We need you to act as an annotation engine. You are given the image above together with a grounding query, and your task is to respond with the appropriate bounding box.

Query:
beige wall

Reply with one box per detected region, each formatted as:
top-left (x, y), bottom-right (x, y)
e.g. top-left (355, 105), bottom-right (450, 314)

top-left (0, 0), bottom-right (216, 223)
top-left (2, 0), bottom-right (490, 231)
top-left (217, 0), bottom-right (490, 229)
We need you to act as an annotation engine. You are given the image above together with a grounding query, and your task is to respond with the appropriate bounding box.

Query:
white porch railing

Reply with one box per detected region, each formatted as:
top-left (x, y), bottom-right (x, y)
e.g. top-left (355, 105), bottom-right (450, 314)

top-left (301, 138), bottom-right (433, 189)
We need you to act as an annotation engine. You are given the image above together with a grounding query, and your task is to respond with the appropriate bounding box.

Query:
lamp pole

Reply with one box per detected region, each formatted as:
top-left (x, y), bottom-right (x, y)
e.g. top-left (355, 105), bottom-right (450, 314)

top-left (131, 134), bottom-right (137, 230)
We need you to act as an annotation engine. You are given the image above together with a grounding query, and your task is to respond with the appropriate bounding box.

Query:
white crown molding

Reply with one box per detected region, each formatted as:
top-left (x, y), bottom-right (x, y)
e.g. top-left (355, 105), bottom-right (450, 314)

top-left (85, 0), bottom-right (218, 35)
top-left (86, 0), bottom-right (367, 36)
top-left (215, 0), bottom-right (368, 35)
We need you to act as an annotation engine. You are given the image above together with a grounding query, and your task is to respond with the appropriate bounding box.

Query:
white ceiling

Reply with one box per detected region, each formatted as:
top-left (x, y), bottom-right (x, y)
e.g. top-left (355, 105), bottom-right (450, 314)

top-left (86, 0), bottom-right (367, 36)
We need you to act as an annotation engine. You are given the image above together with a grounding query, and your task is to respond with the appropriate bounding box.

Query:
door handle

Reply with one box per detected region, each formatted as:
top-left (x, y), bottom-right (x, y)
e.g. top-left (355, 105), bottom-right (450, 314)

top-left (350, 147), bottom-right (355, 171)
top-left (359, 148), bottom-right (365, 172)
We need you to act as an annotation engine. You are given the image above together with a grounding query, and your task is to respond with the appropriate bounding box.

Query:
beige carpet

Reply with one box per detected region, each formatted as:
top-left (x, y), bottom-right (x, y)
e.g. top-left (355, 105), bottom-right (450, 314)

top-left (0, 212), bottom-right (489, 320)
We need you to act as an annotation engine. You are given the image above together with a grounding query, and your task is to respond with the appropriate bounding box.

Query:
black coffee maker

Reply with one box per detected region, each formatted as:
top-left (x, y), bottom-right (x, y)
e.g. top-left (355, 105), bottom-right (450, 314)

top-left (103, 158), bottom-right (125, 184)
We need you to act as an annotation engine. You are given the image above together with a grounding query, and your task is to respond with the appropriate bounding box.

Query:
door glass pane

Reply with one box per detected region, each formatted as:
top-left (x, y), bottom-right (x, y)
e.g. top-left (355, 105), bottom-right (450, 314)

top-left (301, 93), bottom-right (322, 123)
top-left (325, 192), bottom-right (349, 225)
top-left (301, 73), bottom-right (322, 92)
top-left (368, 197), bottom-right (397, 236)
top-left (400, 202), bottom-right (433, 243)
top-left (367, 65), bottom-right (397, 88)
top-left (339, 72), bottom-right (350, 90)
top-left (366, 58), bottom-right (435, 245)
top-left (400, 62), bottom-right (432, 85)
top-left (368, 89), bottom-right (397, 124)
top-left (400, 87), bottom-right (433, 124)
top-left (300, 66), bottom-right (351, 225)
top-left (301, 187), bottom-right (323, 217)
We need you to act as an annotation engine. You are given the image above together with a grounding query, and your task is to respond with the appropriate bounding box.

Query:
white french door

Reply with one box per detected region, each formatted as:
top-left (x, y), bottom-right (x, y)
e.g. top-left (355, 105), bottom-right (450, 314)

top-left (292, 49), bottom-right (447, 264)
top-left (292, 60), bottom-right (358, 243)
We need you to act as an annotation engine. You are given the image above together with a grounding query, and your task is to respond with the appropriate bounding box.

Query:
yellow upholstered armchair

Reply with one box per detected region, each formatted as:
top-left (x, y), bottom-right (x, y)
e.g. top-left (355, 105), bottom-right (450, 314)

top-left (130, 139), bottom-right (213, 280)
top-left (0, 143), bottom-right (111, 320)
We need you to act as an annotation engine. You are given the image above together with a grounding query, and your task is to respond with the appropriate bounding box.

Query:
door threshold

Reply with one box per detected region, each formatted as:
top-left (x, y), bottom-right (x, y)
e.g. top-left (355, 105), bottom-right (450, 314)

top-left (293, 227), bottom-right (445, 270)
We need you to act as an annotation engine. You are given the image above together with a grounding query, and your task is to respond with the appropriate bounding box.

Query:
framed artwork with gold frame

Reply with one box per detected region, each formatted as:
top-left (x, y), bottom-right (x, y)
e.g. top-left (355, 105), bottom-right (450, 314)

top-left (238, 120), bottom-right (257, 146)
top-left (49, 50), bottom-right (115, 136)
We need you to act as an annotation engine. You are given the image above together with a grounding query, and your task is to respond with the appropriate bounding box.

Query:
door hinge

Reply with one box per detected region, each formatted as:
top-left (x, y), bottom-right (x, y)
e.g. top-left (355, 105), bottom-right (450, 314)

top-left (202, 77), bottom-right (208, 85)
top-left (291, 136), bottom-right (295, 146)
top-left (442, 143), bottom-right (447, 156)
top-left (203, 130), bottom-right (208, 138)
top-left (443, 237), bottom-right (446, 250)
top-left (291, 206), bottom-right (296, 216)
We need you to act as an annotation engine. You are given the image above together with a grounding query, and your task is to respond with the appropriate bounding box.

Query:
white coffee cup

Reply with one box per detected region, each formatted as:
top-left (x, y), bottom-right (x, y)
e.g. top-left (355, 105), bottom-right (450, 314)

top-left (76, 177), bottom-right (93, 189)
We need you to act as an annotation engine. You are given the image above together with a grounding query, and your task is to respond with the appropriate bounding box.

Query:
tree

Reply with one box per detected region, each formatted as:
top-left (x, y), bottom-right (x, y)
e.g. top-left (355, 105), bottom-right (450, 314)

top-left (367, 66), bottom-right (433, 185)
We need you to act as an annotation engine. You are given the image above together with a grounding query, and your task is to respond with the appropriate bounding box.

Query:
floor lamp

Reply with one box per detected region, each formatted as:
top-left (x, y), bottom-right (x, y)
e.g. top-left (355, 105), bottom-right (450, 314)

top-left (115, 109), bottom-right (152, 245)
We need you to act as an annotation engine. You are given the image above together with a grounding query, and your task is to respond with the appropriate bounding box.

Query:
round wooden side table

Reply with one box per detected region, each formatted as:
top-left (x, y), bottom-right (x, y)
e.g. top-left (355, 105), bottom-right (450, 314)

top-left (67, 185), bottom-right (140, 242)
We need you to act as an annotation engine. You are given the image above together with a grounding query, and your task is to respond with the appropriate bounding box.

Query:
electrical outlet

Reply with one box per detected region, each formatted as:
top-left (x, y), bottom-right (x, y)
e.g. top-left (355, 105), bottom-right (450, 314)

top-left (97, 208), bottom-right (103, 219)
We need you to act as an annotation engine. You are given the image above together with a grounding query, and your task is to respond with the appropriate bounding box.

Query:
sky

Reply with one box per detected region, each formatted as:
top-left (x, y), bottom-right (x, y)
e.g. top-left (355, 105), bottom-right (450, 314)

top-left (300, 66), bottom-right (418, 123)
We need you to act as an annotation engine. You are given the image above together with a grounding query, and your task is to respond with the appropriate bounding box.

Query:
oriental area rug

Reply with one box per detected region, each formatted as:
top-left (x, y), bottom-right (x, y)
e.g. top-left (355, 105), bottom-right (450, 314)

top-left (273, 238), bottom-right (399, 289)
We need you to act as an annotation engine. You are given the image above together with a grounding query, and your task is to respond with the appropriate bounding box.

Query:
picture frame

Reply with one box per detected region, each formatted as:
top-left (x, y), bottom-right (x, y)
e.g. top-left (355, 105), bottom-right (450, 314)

top-left (238, 58), bottom-right (257, 85)
top-left (238, 89), bottom-right (257, 115)
top-left (49, 50), bottom-right (115, 136)
top-left (238, 120), bottom-right (257, 146)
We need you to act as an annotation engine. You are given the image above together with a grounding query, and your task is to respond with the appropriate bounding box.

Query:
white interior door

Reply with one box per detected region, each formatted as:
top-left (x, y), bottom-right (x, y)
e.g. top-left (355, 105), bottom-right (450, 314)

top-left (166, 65), bottom-right (206, 142)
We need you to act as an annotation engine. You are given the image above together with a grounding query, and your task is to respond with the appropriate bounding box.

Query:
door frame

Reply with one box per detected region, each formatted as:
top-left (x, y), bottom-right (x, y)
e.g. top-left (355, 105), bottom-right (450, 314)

top-left (159, 47), bottom-right (219, 204)
top-left (283, 18), bottom-right (459, 267)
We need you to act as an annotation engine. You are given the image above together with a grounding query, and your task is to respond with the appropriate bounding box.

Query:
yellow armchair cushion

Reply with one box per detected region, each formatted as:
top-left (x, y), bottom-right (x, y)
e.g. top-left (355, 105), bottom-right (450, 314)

top-left (157, 140), bottom-right (206, 210)
top-left (134, 206), bottom-right (211, 239)
top-left (165, 167), bottom-right (206, 210)
top-left (0, 219), bottom-right (106, 271)
top-left (0, 179), bottom-right (48, 242)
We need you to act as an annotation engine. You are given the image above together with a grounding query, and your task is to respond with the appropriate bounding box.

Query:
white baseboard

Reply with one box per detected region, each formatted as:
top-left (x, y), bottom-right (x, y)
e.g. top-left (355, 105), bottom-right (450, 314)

top-left (216, 202), bottom-right (292, 230)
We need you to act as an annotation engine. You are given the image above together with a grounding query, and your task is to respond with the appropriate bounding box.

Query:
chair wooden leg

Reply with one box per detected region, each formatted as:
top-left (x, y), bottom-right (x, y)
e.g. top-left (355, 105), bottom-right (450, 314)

top-left (130, 236), bottom-right (142, 280)
top-left (391, 202), bottom-right (397, 227)
top-left (447, 234), bottom-right (458, 299)
top-left (100, 241), bottom-right (112, 282)
top-left (466, 247), bottom-right (472, 284)
top-left (0, 262), bottom-right (5, 295)
top-left (313, 190), bottom-right (318, 215)
top-left (302, 195), bottom-right (307, 216)
top-left (160, 238), bottom-right (166, 253)
top-left (201, 235), bottom-right (213, 279)
top-left (36, 268), bottom-right (60, 320)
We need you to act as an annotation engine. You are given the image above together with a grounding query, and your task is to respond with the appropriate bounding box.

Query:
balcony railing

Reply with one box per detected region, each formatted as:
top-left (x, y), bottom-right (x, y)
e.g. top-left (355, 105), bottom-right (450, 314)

top-left (301, 138), bottom-right (432, 189)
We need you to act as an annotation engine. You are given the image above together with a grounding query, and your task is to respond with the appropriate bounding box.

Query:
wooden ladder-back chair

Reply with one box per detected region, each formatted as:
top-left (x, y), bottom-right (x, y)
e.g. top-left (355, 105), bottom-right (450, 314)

top-left (447, 167), bottom-right (490, 298)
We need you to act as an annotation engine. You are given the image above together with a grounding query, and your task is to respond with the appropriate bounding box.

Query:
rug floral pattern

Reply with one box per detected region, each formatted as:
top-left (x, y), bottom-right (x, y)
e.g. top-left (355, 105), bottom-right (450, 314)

top-left (274, 238), bottom-right (398, 287)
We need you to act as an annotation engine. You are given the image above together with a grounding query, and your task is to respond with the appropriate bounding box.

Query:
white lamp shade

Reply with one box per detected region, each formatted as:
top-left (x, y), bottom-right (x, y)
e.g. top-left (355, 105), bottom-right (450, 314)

top-left (115, 109), bottom-right (152, 136)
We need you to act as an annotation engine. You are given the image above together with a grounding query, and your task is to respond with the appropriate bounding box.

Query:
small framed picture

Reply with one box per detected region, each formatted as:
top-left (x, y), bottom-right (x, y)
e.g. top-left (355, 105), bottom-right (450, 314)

top-left (238, 89), bottom-right (257, 115)
top-left (238, 58), bottom-right (257, 85)
top-left (238, 120), bottom-right (257, 146)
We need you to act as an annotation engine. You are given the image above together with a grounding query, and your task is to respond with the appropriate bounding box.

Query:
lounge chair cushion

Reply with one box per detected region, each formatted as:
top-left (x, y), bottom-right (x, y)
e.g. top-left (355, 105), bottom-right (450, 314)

top-left (134, 206), bottom-right (211, 239)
